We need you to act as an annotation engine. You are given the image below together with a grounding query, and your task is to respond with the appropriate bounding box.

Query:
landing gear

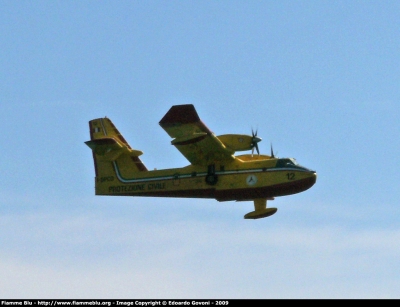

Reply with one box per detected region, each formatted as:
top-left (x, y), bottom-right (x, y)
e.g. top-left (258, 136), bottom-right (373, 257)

top-left (205, 174), bottom-right (218, 185)
top-left (205, 164), bottom-right (218, 185)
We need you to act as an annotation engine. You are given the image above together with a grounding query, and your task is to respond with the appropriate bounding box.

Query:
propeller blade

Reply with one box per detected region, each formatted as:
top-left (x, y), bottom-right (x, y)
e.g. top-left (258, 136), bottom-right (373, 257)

top-left (270, 143), bottom-right (275, 158)
top-left (251, 128), bottom-right (261, 156)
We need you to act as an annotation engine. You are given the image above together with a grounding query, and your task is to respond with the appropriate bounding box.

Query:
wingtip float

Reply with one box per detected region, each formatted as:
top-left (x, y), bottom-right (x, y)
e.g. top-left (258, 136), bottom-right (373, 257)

top-left (85, 104), bottom-right (317, 219)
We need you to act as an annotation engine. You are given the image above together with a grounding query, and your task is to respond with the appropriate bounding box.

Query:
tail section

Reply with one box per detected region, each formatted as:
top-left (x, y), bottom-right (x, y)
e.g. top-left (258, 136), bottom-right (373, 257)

top-left (85, 118), bottom-right (147, 194)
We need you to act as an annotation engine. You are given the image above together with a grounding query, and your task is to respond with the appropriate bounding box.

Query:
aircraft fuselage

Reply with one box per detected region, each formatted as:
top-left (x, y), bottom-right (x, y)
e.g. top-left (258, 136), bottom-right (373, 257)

top-left (94, 154), bottom-right (317, 202)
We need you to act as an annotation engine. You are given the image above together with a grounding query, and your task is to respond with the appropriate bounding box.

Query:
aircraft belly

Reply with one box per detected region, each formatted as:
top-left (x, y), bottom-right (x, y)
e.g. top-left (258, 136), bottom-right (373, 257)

top-left (215, 170), bottom-right (316, 201)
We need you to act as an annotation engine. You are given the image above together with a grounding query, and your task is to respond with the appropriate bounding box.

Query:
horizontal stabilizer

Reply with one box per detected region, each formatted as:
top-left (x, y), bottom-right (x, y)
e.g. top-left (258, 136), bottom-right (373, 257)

top-left (85, 137), bottom-right (143, 161)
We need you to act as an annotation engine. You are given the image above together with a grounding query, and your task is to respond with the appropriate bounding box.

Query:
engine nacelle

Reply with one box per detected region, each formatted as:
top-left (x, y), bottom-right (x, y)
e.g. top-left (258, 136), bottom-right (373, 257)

top-left (217, 134), bottom-right (254, 152)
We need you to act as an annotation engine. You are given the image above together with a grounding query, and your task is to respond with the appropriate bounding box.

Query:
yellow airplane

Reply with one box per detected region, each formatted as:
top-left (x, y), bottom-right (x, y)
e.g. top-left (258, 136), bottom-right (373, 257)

top-left (85, 104), bottom-right (317, 219)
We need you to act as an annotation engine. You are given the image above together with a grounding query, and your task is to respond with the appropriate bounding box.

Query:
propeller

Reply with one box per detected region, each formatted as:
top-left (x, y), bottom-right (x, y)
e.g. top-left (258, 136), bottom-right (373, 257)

top-left (270, 143), bottom-right (275, 158)
top-left (251, 129), bottom-right (262, 156)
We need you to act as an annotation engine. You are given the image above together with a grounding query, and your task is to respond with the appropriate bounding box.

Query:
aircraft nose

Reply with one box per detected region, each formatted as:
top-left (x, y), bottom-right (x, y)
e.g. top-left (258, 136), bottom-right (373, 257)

top-left (311, 171), bottom-right (317, 184)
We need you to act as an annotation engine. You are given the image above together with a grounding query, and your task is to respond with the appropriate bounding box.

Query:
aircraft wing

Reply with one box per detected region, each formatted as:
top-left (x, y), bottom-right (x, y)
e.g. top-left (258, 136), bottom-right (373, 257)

top-left (159, 104), bottom-right (235, 166)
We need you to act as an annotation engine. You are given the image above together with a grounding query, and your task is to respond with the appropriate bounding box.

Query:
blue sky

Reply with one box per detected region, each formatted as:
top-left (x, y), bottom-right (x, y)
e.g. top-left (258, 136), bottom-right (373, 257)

top-left (1, 0), bottom-right (399, 299)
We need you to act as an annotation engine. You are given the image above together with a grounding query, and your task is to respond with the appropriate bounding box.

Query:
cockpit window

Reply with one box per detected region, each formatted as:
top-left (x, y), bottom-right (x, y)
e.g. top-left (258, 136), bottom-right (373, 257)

top-left (283, 158), bottom-right (298, 166)
top-left (276, 158), bottom-right (312, 172)
top-left (276, 158), bottom-right (300, 168)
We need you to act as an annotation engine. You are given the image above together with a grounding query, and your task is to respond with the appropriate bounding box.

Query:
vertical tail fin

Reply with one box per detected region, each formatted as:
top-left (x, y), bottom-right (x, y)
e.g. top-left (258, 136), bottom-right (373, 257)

top-left (85, 118), bottom-right (147, 193)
